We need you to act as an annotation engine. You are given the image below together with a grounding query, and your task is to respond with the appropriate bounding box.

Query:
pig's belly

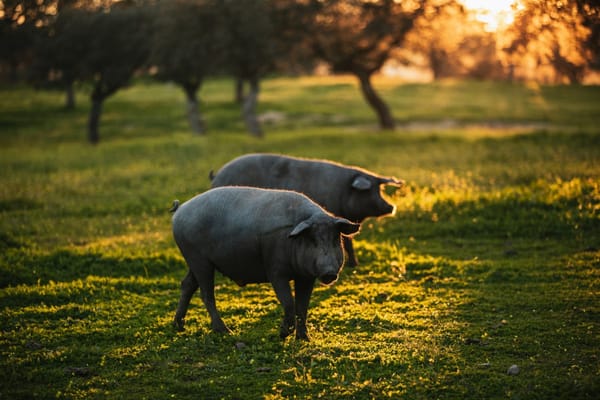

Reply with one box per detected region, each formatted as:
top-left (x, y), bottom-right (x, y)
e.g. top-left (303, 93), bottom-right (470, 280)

top-left (209, 246), bottom-right (270, 286)
top-left (216, 264), bottom-right (269, 286)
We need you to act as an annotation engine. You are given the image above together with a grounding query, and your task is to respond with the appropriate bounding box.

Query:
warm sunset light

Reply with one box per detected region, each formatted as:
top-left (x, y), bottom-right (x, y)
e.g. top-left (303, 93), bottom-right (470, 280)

top-left (460, 0), bottom-right (517, 31)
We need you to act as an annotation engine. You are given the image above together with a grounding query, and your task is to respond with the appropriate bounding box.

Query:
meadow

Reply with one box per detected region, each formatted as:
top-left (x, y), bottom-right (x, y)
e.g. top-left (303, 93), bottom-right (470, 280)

top-left (1, 76), bottom-right (599, 399)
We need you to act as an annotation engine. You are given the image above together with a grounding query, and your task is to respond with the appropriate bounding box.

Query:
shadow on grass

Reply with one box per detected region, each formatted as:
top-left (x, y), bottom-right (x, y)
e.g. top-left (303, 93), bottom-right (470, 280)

top-left (0, 248), bottom-right (183, 289)
top-left (0, 241), bottom-right (298, 399)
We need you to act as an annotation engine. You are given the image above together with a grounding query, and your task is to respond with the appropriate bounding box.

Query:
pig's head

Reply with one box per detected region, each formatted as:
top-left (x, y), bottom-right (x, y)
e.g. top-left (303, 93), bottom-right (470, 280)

top-left (289, 213), bottom-right (360, 284)
top-left (342, 173), bottom-right (405, 223)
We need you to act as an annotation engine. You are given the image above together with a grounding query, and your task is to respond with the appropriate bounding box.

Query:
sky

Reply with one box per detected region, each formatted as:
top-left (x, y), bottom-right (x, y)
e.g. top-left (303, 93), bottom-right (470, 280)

top-left (460, 0), bottom-right (518, 31)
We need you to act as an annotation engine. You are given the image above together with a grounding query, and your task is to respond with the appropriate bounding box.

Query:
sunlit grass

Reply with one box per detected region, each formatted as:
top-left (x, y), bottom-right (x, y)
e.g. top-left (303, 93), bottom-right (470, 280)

top-left (1, 78), bottom-right (599, 399)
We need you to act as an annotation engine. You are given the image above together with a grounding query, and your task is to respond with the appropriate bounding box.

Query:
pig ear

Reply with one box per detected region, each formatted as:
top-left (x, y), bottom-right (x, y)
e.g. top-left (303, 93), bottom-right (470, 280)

top-left (335, 218), bottom-right (361, 236)
top-left (351, 176), bottom-right (372, 191)
top-left (289, 220), bottom-right (311, 237)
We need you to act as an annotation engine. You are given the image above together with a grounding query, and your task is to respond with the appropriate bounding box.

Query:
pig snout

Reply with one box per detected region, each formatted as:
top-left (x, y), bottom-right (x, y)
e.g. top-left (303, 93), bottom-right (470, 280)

top-left (316, 256), bottom-right (342, 285)
top-left (319, 270), bottom-right (339, 285)
top-left (317, 258), bottom-right (342, 285)
top-left (316, 244), bottom-right (344, 285)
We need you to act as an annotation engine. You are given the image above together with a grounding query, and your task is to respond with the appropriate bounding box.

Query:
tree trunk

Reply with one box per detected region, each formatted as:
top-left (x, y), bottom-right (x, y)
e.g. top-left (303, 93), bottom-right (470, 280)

top-left (429, 48), bottom-right (445, 81)
top-left (235, 77), bottom-right (245, 104)
top-left (507, 62), bottom-right (515, 83)
top-left (357, 72), bottom-right (395, 130)
top-left (88, 96), bottom-right (103, 145)
top-left (242, 78), bottom-right (263, 137)
top-left (551, 46), bottom-right (584, 84)
top-left (88, 79), bottom-right (122, 144)
top-left (184, 86), bottom-right (205, 135)
top-left (65, 81), bottom-right (75, 110)
top-left (8, 60), bottom-right (19, 83)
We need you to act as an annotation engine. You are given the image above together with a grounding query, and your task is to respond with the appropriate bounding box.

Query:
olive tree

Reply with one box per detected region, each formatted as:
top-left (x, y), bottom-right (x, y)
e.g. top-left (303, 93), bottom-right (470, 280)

top-left (504, 0), bottom-right (594, 83)
top-left (31, 7), bottom-right (92, 109)
top-left (304, 0), bottom-right (425, 130)
top-left (220, 0), bottom-right (277, 137)
top-left (0, 0), bottom-right (59, 82)
top-left (150, 0), bottom-right (226, 134)
top-left (83, 5), bottom-right (150, 143)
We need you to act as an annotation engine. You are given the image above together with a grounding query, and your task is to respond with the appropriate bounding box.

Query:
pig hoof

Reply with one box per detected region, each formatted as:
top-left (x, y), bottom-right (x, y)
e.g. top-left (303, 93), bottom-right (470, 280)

top-left (211, 322), bottom-right (231, 334)
top-left (279, 331), bottom-right (291, 339)
top-left (279, 325), bottom-right (295, 339)
top-left (173, 318), bottom-right (185, 332)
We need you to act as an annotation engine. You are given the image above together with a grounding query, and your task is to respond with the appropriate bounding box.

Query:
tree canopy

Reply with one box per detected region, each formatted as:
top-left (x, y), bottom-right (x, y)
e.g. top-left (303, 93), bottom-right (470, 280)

top-left (2, 0), bottom-right (599, 142)
top-left (150, 0), bottom-right (226, 134)
top-left (504, 0), bottom-right (594, 83)
top-left (301, 0), bottom-right (425, 129)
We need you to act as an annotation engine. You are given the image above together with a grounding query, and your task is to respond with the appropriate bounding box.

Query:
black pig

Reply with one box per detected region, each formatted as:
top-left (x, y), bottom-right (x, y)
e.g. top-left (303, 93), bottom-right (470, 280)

top-left (171, 187), bottom-right (359, 340)
top-left (210, 153), bottom-right (403, 267)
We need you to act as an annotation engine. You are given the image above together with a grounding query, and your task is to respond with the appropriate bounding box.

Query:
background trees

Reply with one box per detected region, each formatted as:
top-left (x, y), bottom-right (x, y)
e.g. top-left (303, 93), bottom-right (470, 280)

top-left (301, 0), bottom-right (425, 130)
top-left (150, 0), bottom-right (226, 135)
top-left (25, 1), bottom-right (150, 143)
top-left (1, 0), bottom-right (599, 142)
top-left (504, 0), bottom-right (593, 83)
top-left (0, 0), bottom-right (59, 82)
top-left (31, 7), bottom-right (92, 109)
top-left (403, 0), bottom-right (502, 80)
top-left (403, 0), bottom-right (469, 80)
top-left (84, 4), bottom-right (150, 144)
top-left (220, 0), bottom-right (277, 137)
top-left (150, 0), bottom-right (278, 137)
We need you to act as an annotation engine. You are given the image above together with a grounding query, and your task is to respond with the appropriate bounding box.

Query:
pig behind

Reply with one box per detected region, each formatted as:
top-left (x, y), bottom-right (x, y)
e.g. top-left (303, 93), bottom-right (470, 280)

top-left (171, 186), bottom-right (359, 340)
top-left (210, 153), bottom-right (404, 266)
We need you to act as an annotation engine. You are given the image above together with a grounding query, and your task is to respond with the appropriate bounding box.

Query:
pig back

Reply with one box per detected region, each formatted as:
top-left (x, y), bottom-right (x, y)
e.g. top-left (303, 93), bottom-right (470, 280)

top-left (211, 154), bottom-right (353, 216)
top-left (172, 187), bottom-right (320, 251)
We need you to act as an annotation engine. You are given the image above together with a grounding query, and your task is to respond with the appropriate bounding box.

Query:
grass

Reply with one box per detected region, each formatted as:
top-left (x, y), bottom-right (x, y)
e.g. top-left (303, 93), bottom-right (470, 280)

top-left (1, 76), bottom-right (599, 399)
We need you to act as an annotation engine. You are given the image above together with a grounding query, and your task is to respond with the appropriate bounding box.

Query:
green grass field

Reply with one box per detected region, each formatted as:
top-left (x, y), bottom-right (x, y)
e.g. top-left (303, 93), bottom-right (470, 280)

top-left (1, 76), bottom-right (599, 399)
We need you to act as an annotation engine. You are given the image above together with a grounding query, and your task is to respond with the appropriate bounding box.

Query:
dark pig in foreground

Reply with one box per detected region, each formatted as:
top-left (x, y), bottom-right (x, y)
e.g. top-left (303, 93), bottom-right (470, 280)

top-left (171, 187), bottom-right (359, 340)
top-left (210, 153), bottom-right (404, 267)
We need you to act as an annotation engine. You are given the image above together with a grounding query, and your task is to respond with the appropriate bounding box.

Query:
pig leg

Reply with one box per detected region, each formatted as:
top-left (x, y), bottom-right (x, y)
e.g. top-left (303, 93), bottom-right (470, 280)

top-left (294, 278), bottom-right (315, 341)
top-left (185, 259), bottom-right (229, 334)
top-left (196, 267), bottom-right (230, 334)
top-left (271, 278), bottom-right (295, 339)
top-left (173, 270), bottom-right (199, 331)
top-left (344, 236), bottom-right (359, 267)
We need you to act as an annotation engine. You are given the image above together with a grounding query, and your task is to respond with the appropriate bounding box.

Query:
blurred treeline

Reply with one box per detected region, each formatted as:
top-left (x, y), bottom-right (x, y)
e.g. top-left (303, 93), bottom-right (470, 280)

top-left (1, 0), bottom-right (599, 142)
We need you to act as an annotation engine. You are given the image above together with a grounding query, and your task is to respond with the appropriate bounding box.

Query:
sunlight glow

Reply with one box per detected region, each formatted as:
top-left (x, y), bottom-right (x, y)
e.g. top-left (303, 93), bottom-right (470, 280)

top-left (460, 0), bottom-right (518, 31)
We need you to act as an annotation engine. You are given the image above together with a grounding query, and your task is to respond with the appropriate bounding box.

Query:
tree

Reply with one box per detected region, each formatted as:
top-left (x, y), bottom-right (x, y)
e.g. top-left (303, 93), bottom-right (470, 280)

top-left (29, 2), bottom-right (150, 142)
top-left (403, 0), bottom-right (468, 79)
top-left (574, 0), bottom-right (600, 70)
top-left (459, 30), bottom-right (505, 80)
top-left (504, 0), bottom-right (593, 83)
top-left (82, 5), bottom-right (150, 143)
top-left (221, 0), bottom-right (277, 137)
top-left (30, 6), bottom-right (91, 109)
top-left (150, 0), bottom-right (226, 134)
top-left (0, 0), bottom-right (59, 82)
top-left (303, 0), bottom-right (425, 130)
top-left (267, 0), bottom-right (319, 75)
top-left (27, 1), bottom-right (120, 108)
